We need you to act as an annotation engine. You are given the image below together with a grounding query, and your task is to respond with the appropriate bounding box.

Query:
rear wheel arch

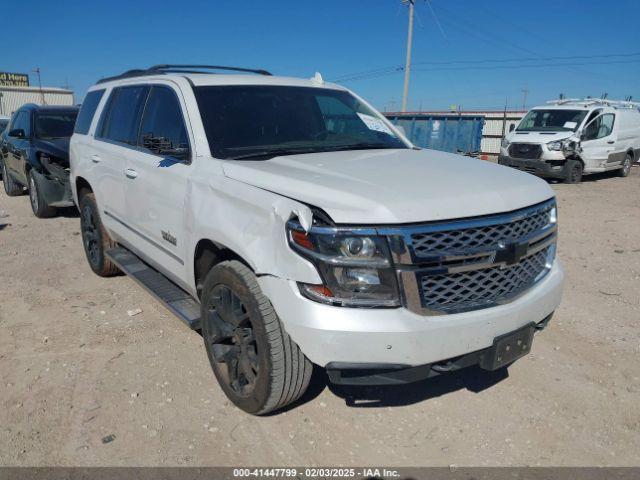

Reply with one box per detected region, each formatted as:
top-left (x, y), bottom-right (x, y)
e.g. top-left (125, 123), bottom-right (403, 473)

top-left (75, 176), bottom-right (93, 198)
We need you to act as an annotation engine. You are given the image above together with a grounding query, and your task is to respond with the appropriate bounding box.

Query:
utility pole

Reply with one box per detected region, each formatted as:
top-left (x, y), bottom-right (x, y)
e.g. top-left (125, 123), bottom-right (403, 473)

top-left (33, 67), bottom-right (45, 104)
top-left (401, 0), bottom-right (415, 112)
top-left (521, 88), bottom-right (529, 111)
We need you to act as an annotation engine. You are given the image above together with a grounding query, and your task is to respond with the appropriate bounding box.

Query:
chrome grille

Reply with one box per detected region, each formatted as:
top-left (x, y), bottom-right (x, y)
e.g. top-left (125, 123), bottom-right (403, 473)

top-left (418, 246), bottom-right (551, 313)
top-left (411, 202), bottom-right (553, 257)
top-left (387, 199), bottom-right (557, 315)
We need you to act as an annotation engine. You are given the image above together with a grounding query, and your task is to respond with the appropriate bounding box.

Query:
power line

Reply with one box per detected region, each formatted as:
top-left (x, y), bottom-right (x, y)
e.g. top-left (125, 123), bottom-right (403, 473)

top-left (331, 52), bottom-right (640, 83)
top-left (412, 59), bottom-right (640, 72)
top-left (413, 52), bottom-right (640, 67)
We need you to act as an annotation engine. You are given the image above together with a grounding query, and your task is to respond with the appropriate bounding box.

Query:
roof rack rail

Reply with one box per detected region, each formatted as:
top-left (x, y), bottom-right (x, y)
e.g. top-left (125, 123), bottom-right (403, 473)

top-left (545, 98), bottom-right (640, 109)
top-left (97, 64), bottom-right (272, 84)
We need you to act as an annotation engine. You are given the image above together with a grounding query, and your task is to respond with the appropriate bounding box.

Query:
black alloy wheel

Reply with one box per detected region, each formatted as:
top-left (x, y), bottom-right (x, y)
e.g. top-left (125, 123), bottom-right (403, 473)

top-left (206, 284), bottom-right (259, 397)
top-left (201, 260), bottom-right (312, 415)
top-left (81, 200), bottom-right (101, 268)
top-left (78, 192), bottom-right (120, 277)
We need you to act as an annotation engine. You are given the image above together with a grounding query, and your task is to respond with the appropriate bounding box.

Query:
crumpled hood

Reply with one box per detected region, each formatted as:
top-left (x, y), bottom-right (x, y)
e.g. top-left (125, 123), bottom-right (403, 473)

top-left (507, 131), bottom-right (577, 144)
top-left (222, 148), bottom-right (555, 224)
top-left (34, 137), bottom-right (71, 163)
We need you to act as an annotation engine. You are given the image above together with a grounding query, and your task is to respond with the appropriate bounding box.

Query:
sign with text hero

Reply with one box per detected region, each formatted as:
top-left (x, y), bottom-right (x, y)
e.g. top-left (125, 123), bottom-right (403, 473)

top-left (0, 72), bottom-right (30, 87)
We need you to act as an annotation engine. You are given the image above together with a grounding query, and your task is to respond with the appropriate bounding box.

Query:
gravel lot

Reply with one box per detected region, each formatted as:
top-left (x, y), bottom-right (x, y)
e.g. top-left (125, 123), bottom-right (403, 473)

top-left (0, 168), bottom-right (639, 467)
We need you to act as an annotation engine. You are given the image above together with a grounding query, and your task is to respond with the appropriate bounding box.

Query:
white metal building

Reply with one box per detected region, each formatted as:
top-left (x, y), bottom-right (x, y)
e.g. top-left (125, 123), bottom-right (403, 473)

top-left (0, 85), bottom-right (75, 117)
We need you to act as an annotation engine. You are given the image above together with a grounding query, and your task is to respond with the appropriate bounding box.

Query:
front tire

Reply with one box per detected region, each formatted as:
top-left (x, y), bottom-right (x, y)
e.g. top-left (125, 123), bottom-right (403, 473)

top-left (2, 162), bottom-right (23, 196)
top-left (201, 260), bottom-right (312, 415)
top-left (28, 170), bottom-right (57, 218)
top-left (79, 192), bottom-right (120, 277)
top-left (618, 154), bottom-right (632, 178)
top-left (564, 160), bottom-right (583, 184)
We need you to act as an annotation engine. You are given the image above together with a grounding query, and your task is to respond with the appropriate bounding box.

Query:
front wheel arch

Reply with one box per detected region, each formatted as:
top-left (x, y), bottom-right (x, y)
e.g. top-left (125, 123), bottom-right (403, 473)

top-left (193, 239), bottom-right (254, 299)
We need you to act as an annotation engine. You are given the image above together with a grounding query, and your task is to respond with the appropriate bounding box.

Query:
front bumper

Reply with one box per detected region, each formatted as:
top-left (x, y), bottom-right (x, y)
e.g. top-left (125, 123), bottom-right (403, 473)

top-left (498, 154), bottom-right (570, 179)
top-left (326, 315), bottom-right (551, 385)
top-left (258, 259), bottom-right (564, 369)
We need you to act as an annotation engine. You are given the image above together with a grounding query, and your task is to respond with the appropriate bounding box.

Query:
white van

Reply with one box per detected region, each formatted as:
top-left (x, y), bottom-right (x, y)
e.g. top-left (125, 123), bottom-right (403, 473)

top-left (499, 99), bottom-right (640, 183)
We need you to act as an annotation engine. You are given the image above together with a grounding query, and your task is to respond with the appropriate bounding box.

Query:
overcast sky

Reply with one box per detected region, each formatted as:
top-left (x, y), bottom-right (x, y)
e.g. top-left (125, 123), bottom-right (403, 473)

top-left (4, 0), bottom-right (639, 111)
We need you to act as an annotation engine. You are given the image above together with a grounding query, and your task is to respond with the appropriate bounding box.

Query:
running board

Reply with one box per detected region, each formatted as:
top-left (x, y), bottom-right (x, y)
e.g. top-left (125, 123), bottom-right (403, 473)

top-left (106, 247), bottom-right (201, 330)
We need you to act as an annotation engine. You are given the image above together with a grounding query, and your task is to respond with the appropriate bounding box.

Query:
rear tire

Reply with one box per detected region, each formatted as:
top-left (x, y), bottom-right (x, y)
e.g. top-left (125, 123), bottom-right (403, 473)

top-left (28, 170), bottom-right (57, 218)
top-left (2, 162), bottom-right (24, 196)
top-left (564, 160), bottom-right (583, 184)
top-left (201, 260), bottom-right (312, 415)
top-left (79, 192), bottom-right (120, 277)
top-left (618, 154), bottom-right (632, 178)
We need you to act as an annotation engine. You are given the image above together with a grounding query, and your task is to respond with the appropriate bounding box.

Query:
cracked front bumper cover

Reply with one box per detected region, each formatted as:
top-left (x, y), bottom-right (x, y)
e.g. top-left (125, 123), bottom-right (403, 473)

top-left (498, 155), bottom-right (570, 179)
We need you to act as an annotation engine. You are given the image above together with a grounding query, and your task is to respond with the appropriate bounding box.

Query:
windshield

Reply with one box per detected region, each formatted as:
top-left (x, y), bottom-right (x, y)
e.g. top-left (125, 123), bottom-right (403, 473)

top-left (35, 112), bottom-right (78, 139)
top-left (194, 85), bottom-right (407, 160)
top-left (517, 109), bottom-right (588, 132)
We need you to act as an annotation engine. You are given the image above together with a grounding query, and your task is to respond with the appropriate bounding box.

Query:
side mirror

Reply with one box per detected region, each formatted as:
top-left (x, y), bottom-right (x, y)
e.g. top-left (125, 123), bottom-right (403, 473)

top-left (142, 134), bottom-right (190, 160)
top-left (509, 124), bottom-right (515, 132)
top-left (8, 128), bottom-right (25, 138)
top-left (160, 147), bottom-right (190, 160)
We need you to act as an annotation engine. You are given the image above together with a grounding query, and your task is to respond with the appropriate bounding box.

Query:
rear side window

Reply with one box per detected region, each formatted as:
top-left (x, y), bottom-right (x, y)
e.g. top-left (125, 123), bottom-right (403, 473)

top-left (138, 86), bottom-right (189, 155)
top-left (98, 86), bottom-right (148, 145)
top-left (74, 89), bottom-right (105, 134)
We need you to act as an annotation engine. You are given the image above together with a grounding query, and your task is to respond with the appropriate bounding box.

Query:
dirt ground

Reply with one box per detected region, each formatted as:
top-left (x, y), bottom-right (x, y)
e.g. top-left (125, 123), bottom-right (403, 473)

top-left (1, 167), bottom-right (639, 467)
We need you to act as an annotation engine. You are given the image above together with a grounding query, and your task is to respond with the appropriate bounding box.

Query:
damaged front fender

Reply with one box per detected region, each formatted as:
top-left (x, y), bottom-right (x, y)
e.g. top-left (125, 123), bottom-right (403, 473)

top-left (186, 175), bottom-right (323, 289)
top-left (29, 152), bottom-right (74, 207)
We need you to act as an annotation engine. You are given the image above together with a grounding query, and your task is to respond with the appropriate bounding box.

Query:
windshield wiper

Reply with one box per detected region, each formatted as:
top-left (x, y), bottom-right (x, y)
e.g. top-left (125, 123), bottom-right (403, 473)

top-left (229, 147), bottom-right (321, 160)
top-left (229, 142), bottom-right (396, 160)
top-left (322, 142), bottom-right (393, 152)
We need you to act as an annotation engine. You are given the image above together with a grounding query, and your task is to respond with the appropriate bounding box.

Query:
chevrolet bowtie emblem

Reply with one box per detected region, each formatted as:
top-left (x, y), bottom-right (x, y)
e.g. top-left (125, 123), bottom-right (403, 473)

top-left (495, 241), bottom-right (529, 266)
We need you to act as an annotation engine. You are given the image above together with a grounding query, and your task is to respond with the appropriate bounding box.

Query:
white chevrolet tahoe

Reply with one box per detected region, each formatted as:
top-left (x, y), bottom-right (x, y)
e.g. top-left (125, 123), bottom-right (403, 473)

top-left (70, 65), bottom-right (564, 414)
top-left (499, 99), bottom-right (640, 183)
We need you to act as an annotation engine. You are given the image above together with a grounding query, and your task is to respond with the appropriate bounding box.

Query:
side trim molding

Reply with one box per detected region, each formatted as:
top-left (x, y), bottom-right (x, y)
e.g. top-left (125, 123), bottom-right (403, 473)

top-left (103, 210), bottom-right (184, 265)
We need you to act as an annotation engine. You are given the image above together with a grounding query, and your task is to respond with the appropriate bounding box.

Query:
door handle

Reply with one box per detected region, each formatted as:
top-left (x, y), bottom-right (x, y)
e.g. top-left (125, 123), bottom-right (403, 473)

top-left (124, 168), bottom-right (138, 179)
top-left (91, 154), bottom-right (101, 163)
top-left (607, 140), bottom-right (615, 144)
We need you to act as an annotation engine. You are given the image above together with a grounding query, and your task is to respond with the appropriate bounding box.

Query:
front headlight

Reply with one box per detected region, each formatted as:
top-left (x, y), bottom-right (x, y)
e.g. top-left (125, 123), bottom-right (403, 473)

top-left (287, 222), bottom-right (400, 307)
top-left (547, 139), bottom-right (569, 151)
top-left (501, 138), bottom-right (510, 149)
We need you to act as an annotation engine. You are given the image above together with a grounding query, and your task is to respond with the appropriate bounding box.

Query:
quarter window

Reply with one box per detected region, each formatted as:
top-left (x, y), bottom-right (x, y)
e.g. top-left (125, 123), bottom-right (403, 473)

top-left (98, 86), bottom-right (148, 145)
top-left (138, 86), bottom-right (189, 156)
top-left (75, 89), bottom-right (105, 134)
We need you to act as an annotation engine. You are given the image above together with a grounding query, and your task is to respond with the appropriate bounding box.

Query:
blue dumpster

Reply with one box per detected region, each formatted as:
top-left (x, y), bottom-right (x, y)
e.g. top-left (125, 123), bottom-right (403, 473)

top-left (385, 113), bottom-right (484, 154)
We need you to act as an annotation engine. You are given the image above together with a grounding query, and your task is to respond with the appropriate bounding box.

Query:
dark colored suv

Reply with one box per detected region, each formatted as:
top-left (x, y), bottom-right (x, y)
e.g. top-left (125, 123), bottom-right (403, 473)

top-left (1, 104), bottom-right (79, 217)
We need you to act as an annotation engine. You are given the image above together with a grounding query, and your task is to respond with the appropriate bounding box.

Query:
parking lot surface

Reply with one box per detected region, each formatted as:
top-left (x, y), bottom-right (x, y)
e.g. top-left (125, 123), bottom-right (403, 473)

top-left (1, 169), bottom-right (639, 466)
